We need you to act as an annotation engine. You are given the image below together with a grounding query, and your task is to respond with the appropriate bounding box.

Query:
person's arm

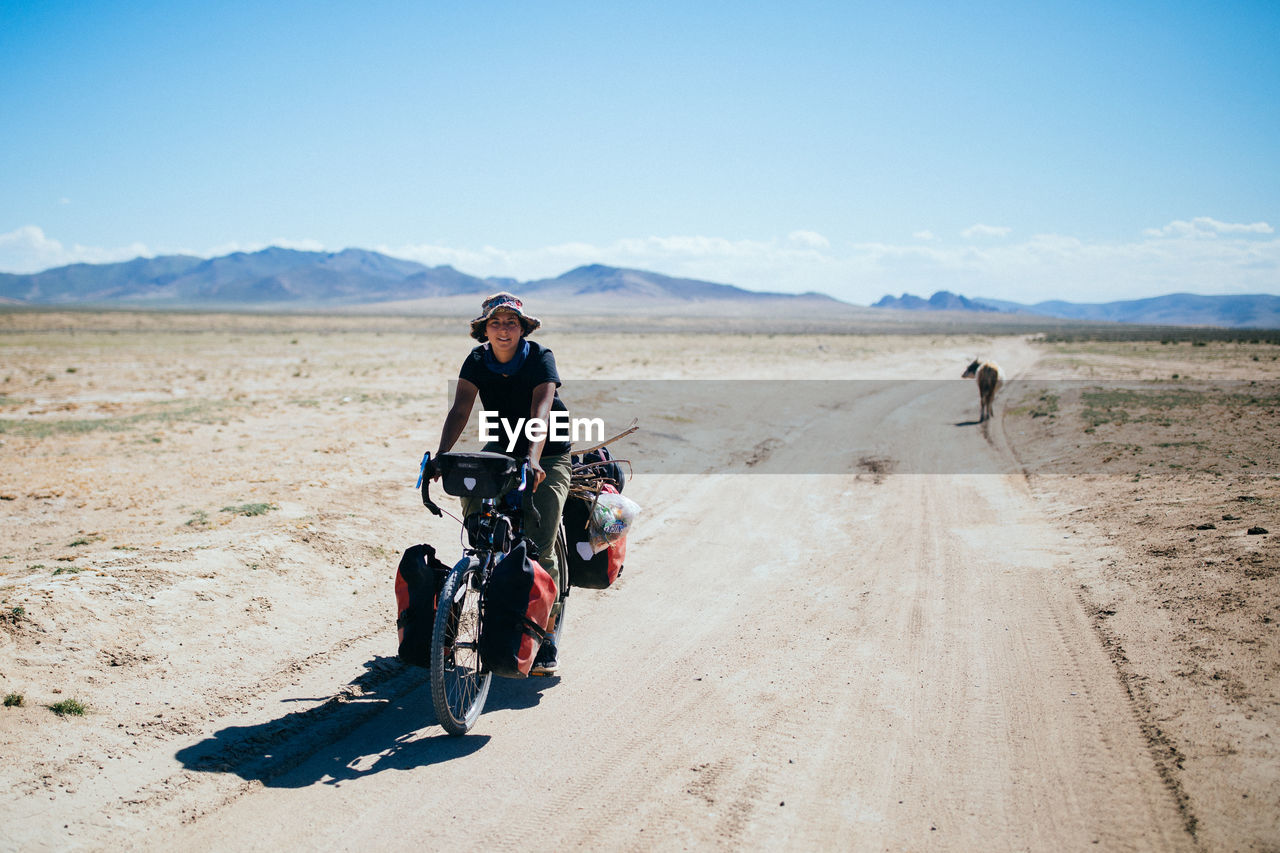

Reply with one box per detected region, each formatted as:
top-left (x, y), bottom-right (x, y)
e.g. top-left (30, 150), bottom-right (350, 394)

top-left (526, 381), bottom-right (557, 491)
top-left (430, 379), bottom-right (479, 478)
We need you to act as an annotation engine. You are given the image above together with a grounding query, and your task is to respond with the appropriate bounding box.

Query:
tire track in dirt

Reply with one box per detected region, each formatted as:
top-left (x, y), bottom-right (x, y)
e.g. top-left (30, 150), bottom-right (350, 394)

top-left (1086, 603), bottom-right (1202, 842)
top-left (517, 473), bottom-right (874, 852)
top-left (149, 473), bottom-right (880, 850)
top-left (149, 340), bottom-right (1196, 850)
top-left (989, 356), bottom-right (1207, 845)
top-left (2, 628), bottom-right (431, 851)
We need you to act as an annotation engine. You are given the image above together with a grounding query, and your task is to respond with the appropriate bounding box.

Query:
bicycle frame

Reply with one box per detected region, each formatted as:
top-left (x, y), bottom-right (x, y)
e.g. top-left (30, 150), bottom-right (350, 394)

top-left (419, 451), bottom-right (567, 735)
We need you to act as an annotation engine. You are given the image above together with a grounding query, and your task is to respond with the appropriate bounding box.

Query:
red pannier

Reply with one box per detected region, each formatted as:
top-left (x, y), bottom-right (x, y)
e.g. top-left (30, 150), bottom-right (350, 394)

top-left (564, 485), bottom-right (627, 589)
top-left (395, 543), bottom-right (450, 667)
top-left (479, 539), bottom-right (557, 678)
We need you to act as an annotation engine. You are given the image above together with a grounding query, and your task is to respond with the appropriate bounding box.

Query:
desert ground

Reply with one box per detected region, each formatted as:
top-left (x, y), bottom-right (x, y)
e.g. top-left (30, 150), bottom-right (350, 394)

top-left (1, 310), bottom-right (1276, 851)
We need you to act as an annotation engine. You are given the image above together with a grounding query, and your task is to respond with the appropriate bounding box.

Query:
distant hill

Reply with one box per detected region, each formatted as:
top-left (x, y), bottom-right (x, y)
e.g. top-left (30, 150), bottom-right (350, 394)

top-left (874, 289), bottom-right (1280, 329)
top-left (5, 249), bottom-right (1277, 327)
top-left (0, 249), bottom-right (845, 311)
top-left (0, 254), bottom-right (204, 303)
top-left (976, 293), bottom-right (1280, 329)
top-left (873, 291), bottom-right (1000, 313)
top-left (524, 264), bottom-right (841, 304)
top-left (0, 248), bottom-right (508, 306)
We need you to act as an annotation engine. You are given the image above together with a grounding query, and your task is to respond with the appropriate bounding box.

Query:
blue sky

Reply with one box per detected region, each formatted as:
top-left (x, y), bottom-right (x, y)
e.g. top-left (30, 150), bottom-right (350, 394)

top-left (1, 0), bottom-right (1277, 304)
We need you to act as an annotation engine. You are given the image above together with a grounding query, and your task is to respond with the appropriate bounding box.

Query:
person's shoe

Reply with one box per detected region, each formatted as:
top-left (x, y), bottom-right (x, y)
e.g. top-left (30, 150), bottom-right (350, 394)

top-left (530, 641), bottom-right (559, 676)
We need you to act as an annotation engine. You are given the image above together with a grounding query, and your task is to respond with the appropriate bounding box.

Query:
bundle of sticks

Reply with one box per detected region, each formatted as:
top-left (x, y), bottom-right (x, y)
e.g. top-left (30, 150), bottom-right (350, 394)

top-left (568, 422), bottom-right (637, 502)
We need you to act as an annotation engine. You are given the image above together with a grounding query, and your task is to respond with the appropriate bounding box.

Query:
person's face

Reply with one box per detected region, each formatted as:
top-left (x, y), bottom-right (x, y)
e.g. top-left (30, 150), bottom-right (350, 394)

top-left (485, 310), bottom-right (522, 358)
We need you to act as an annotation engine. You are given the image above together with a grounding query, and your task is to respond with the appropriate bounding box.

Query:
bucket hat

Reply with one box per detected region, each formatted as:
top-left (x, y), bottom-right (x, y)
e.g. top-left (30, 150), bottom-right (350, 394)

top-left (469, 292), bottom-right (541, 341)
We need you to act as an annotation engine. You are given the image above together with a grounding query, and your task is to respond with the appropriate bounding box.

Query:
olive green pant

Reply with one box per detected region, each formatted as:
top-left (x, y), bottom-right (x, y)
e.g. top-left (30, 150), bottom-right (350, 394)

top-left (460, 450), bottom-right (571, 627)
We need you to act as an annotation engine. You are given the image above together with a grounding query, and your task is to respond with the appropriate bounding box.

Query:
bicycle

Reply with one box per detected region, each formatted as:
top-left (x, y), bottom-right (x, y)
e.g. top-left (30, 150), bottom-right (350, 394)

top-left (419, 450), bottom-right (568, 736)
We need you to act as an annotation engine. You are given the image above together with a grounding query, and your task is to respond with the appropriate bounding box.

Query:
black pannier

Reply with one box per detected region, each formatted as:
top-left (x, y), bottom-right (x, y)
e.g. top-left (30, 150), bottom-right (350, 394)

top-left (438, 451), bottom-right (521, 499)
top-left (563, 489), bottom-right (626, 589)
top-left (395, 543), bottom-right (450, 667)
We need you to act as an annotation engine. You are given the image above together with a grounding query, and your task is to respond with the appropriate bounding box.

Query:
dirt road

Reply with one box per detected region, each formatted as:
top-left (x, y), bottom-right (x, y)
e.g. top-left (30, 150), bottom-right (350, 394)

top-left (1, 325), bottom-right (1209, 850)
top-left (144, 342), bottom-right (1189, 851)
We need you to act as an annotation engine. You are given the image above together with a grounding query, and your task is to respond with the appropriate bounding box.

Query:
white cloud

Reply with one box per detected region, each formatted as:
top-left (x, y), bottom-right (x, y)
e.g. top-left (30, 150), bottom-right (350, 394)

top-left (0, 225), bottom-right (153, 274)
top-left (786, 230), bottom-right (830, 249)
top-left (0, 229), bottom-right (340, 275)
top-left (823, 226), bottom-right (1280, 304)
top-left (1143, 217), bottom-right (1274, 238)
top-left (961, 224), bottom-right (1012, 239)
top-left (379, 233), bottom-right (843, 291)
top-left (0, 226), bottom-right (64, 272)
top-left (6, 220), bottom-right (1278, 306)
top-left (375, 242), bottom-right (523, 274)
top-left (913, 230), bottom-right (936, 241)
top-left (365, 225), bottom-right (1280, 304)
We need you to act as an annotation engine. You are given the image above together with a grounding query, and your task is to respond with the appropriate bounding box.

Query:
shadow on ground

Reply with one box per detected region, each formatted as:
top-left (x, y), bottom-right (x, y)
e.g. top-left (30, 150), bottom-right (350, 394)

top-left (175, 657), bottom-right (557, 788)
top-left (485, 672), bottom-right (559, 712)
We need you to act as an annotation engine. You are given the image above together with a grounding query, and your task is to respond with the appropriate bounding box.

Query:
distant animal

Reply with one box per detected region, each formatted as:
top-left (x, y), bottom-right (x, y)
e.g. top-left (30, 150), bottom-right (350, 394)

top-left (962, 359), bottom-right (1002, 422)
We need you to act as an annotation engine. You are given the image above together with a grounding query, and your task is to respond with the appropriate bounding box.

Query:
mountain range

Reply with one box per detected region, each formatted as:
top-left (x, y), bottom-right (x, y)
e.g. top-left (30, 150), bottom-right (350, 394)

top-left (0, 248), bottom-right (836, 311)
top-left (2, 248), bottom-right (1277, 327)
top-left (0, 248), bottom-right (496, 305)
top-left (875, 290), bottom-right (1280, 329)
top-left (873, 291), bottom-right (1000, 313)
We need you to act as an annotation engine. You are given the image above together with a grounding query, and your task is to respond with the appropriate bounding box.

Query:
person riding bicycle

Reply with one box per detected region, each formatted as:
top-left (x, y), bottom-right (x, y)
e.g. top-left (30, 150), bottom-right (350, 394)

top-left (425, 291), bottom-right (571, 676)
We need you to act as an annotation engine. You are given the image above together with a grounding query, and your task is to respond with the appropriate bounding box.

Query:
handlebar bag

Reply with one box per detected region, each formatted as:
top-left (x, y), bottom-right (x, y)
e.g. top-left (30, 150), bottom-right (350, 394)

top-left (439, 451), bottom-right (521, 499)
top-left (394, 543), bottom-right (450, 667)
top-left (479, 539), bottom-right (556, 678)
top-left (564, 486), bottom-right (627, 589)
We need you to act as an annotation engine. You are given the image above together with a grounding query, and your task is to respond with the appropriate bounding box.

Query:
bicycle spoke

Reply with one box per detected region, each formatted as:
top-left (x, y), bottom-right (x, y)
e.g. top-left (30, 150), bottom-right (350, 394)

top-left (431, 562), bottom-right (491, 734)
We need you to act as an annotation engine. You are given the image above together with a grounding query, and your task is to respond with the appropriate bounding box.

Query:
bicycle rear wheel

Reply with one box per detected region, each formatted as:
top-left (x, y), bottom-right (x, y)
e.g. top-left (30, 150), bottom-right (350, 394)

top-left (550, 526), bottom-right (568, 646)
top-left (431, 557), bottom-right (491, 735)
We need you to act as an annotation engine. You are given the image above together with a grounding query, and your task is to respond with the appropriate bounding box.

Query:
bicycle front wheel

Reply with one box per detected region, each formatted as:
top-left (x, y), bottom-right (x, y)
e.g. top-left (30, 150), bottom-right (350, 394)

top-left (431, 557), bottom-right (492, 735)
top-left (550, 525), bottom-right (568, 646)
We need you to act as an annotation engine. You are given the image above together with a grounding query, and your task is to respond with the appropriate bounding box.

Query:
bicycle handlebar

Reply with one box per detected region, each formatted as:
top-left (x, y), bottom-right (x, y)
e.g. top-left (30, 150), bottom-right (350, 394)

top-left (417, 451), bottom-right (540, 526)
top-left (419, 451), bottom-right (442, 517)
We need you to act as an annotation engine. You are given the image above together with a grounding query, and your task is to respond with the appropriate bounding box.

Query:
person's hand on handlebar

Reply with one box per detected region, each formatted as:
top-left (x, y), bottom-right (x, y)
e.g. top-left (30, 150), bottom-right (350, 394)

top-left (528, 456), bottom-right (546, 492)
top-left (419, 452), bottom-right (443, 516)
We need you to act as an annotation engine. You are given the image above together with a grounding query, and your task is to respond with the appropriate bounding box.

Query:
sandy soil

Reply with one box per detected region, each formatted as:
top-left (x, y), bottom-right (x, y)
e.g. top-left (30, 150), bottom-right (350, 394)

top-left (0, 311), bottom-right (1275, 851)
top-left (998, 338), bottom-right (1280, 851)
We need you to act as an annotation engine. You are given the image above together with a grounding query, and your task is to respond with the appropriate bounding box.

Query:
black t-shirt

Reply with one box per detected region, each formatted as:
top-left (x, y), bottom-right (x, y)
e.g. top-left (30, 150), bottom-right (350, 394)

top-left (459, 340), bottom-right (571, 457)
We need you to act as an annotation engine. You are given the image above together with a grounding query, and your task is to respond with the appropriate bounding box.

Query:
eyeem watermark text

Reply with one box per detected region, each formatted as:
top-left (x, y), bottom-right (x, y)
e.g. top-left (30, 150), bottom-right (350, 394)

top-left (479, 410), bottom-right (605, 452)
